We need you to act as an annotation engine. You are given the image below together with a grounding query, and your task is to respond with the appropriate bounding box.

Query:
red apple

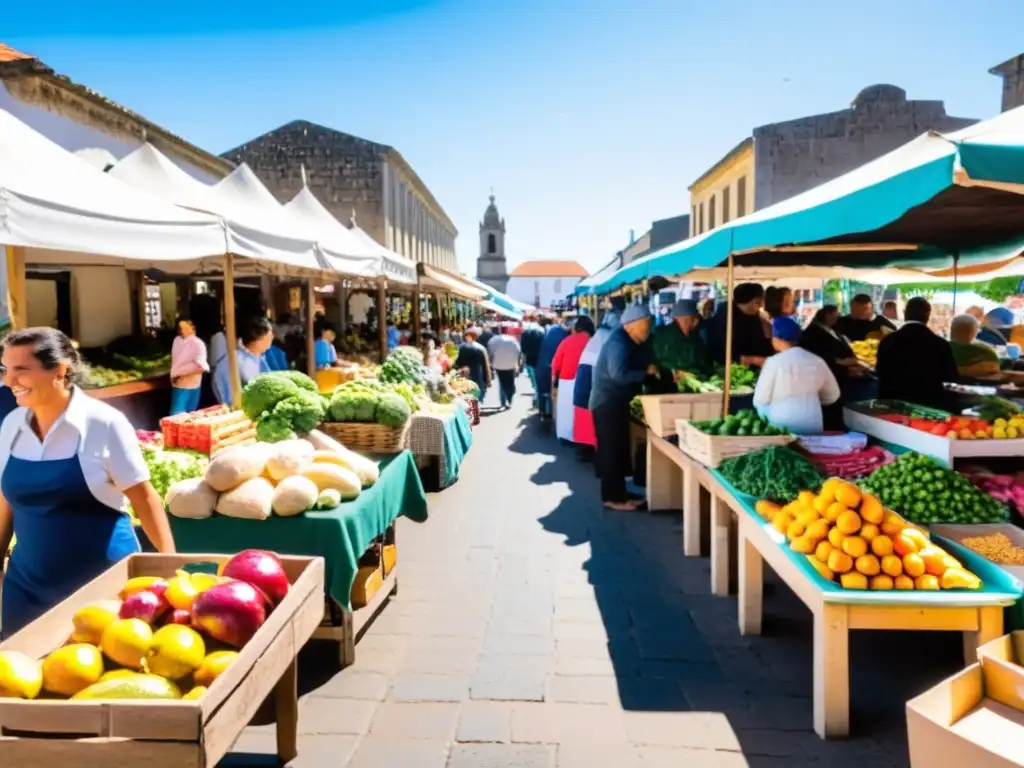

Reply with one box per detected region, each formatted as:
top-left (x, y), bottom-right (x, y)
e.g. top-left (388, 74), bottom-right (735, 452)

top-left (191, 581), bottom-right (267, 648)
top-left (220, 550), bottom-right (290, 606)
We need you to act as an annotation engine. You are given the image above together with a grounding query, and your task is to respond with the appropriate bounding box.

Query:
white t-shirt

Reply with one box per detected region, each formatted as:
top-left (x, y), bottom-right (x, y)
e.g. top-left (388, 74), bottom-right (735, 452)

top-left (0, 387), bottom-right (150, 513)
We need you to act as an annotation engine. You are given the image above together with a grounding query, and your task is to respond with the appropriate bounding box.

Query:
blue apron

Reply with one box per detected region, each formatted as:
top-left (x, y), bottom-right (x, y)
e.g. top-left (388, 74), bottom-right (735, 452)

top-left (1, 451), bottom-right (140, 637)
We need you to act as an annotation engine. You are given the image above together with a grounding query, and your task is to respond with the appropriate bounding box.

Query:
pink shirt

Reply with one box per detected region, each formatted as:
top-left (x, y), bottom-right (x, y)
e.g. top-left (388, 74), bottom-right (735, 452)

top-left (171, 335), bottom-right (209, 388)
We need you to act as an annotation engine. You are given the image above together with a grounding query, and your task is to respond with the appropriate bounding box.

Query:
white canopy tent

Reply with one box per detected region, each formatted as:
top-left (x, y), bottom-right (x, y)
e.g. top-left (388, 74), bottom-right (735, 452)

top-left (349, 224), bottom-right (417, 285)
top-left (283, 188), bottom-right (381, 279)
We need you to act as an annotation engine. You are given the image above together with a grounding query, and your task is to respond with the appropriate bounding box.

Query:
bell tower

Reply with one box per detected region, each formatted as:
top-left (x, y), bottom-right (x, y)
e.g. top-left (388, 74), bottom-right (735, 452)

top-left (476, 192), bottom-right (509, 293)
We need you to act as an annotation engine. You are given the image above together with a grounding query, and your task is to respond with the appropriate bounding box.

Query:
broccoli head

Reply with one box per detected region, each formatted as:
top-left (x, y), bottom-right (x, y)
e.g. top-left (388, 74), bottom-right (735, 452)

top-left (268, 370), bottom-right (319, 394)
top-left (328, 387), bottom-right (381, 422)
top-left (255, 406), bottom-right (298, 443)
top-left (376, 393), bottom-right (412, 427)
top-left (241, 374), bottom-right (299, 421)
top-left (273, 388), bottom-right (326, 433)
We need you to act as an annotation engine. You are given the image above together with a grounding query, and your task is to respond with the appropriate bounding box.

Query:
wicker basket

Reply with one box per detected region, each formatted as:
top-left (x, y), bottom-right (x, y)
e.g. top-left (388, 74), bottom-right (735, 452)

top-left (676, 419), bottom-right (795, 467)
top-left (320, 420), bottom-right (410, 454)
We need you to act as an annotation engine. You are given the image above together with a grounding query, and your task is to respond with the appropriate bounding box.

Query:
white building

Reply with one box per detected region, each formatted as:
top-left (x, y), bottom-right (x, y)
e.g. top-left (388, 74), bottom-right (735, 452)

top-left (506, 261), bottom-right (589, 310)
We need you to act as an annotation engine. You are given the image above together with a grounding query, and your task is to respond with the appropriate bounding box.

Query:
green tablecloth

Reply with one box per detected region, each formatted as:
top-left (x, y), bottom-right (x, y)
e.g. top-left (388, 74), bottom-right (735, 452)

top-left (169, 451), bottom-right (428, 609)
top-left (442, 408), bottom-right (473, 487)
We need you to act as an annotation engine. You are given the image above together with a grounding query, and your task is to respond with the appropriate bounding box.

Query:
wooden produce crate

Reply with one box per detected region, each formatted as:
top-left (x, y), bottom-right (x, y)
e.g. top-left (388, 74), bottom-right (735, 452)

top-left (640, 393), bottom-right (723, 437)
top-left (676, 418), bottom-right (794, 468)
top-left (931, 524), bottom-right (1024, 582)
top-left (0, 552), bottom-right (325, 768)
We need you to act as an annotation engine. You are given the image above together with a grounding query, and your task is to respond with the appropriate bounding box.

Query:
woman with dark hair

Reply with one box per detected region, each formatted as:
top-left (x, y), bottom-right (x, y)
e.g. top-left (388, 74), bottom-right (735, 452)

top-left (212, 315), bottom-right (274, 404)
top-left (313, 319), bottom-right (340, 370)
top-left (551, 315), bottom-right (596, 444)
top-left (0, 328), bottom-right (175, 636)
top-left (706, 282), bottom-right (774, 367)
top-left (169, 315), bottom-right (209, 415)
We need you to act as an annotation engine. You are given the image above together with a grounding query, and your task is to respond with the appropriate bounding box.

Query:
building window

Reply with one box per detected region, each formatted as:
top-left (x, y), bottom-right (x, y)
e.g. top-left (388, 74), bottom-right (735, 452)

top-left (721, 186), bottom-right (730, 224)
top-left (487, 233), bottom-right (496, 254)
top-left (698, 203), bottom-right (704, 234)
top-left (737, 176), bottom-right (747, 217)
top-left (554, 278), bottom-right (562, 293)
top-left (708, 195), bottom-right (716, 231)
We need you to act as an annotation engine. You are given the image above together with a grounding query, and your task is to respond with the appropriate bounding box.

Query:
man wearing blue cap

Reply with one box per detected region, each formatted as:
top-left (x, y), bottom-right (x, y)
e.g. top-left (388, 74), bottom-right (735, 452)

top-left (590, 304), bottom-right (656, 510)
top-left (652, 299), bottom-right (711, 384)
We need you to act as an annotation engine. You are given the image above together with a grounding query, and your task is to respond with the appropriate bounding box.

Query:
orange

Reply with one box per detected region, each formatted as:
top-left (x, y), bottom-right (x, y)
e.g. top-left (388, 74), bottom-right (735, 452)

top-left (902, 553), bottom-right (926, 578)
top-left (940, 568), bottom-right (981, 590)
top-left (827, 527), bottom-right (846, 549)
top-left (859, 523), bottom-right (879, 542)
top-left (772, 513), bottom-right (794, 535)
top-left (914, 574), bottom-right (940, 591)
top-left (871, 535), bottom-right (894, 557)
top-left (859, 493), bottom-right (884, 524)
top-left (835, 482), bottom-right (862, 508)
top-left (835, 510), bottom-right (862, 535)
top-left (902, 528), bottom-right (930, 550)
top-left (818, 477), bottom-right (842, 504)
top-left (805, 519), bottom-right (830, 542)
top-left (827, 550), bottom-right (854, 574)
top-left (806, 556), bottom-right (834, 582)
top-left (894, 574), bottom-right (915, 590)
top-left (855, 554), bottom-right (881, 576)
top-left (812, 496), bottom-right (832, 514)
top-left (755, 500), bottom-right (781, 520)
top-left (919, 547), bottom-right (949, 577)
top-left (797, 509), bottom-right (821, 526)
top-left (880, 511), bottom-right (906, 537)
top-left (841, 536), bottom-right (868, 558)
top-left (893, 533), bottom-right (920, 557)
top-left (840, 572), bottom-right (868, 590)
top-left (881, 554), bottom-right (903, 578)
top-left (790, 536), bottom-right (816, 554)
top-left (870, 574), bottom-right (894, 591)
top-left (815, 541), bottom-right (835, 564)
top-left (825, 502), bottom-right (847, 523)
top-left (786, 520), bottom-right (807, 541)
top-left (798, 490), bottom-right (817, 507)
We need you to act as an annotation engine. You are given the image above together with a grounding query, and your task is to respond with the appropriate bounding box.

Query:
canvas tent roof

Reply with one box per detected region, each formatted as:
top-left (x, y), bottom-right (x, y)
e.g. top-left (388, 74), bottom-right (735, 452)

top-left (350, 225), bottom-right (417, 285)
top-left (283, 187), bottom-right (382, 278)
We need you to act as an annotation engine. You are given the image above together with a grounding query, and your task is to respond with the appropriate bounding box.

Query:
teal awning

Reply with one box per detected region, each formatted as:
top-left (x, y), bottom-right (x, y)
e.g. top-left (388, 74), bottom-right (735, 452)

top-left (593, 105), bottom-right (1024, 295)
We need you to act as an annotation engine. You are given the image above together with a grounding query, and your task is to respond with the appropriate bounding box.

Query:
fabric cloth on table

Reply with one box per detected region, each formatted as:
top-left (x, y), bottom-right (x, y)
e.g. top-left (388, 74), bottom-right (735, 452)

top-left (573, 311), bottom-right (620, 447)
top-left (169, 451), bottom-right (428, 609)
top-left (753, 346), bottom-right (841, 435)
top-left (552, 332), bottom-right (591, 442)
top-left (405, 409), bottom-right (473, 488)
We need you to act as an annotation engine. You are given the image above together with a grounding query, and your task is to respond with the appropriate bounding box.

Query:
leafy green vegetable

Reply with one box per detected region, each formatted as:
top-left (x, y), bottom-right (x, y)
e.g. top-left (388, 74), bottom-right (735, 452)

top-left (141, 445), bottom-right (208, 501)
top-left (243, 373), bottom-right (326, 441)
top-left (718, 446), bottom-right (823, 502)
top-left (376, 393), bottom-right (412, 427)
top-left (241, 376), bottom-right (299, 421)
top-left (267, 370), bottom-right (318, 394)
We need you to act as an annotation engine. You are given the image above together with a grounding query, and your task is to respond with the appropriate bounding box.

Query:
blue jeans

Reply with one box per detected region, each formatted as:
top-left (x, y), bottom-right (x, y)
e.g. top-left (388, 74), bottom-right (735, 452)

top-left (526, 365), bottom-right (538, 405)
top-left (496, 370), bottom-right (516, 408)
top-left (170, 386), bottom-right (202, 416)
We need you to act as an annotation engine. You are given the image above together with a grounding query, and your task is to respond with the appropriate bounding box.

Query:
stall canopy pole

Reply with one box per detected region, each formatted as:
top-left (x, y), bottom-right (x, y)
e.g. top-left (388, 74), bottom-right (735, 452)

top-left (951, 249), bottom-right (960, 317)
top-left (377, 278), bottom-right (388, 360)
top-left (4, 245), bottom-right (27, 331)
top-left (223, 255), bottom-right (242, 409)
top-left (305, 280), bottom-right (317, 377)
top-left (722, 250), bottom-right (736, 416)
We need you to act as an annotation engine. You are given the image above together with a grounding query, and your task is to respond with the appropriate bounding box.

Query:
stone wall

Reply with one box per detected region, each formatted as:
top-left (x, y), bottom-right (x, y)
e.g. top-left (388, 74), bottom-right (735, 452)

top-left (222, 120), bottom-right (388, 244)
top-left (753, 85), bottom-right (977, 209)
top-left (992, 55), bottom-right (1024, 112)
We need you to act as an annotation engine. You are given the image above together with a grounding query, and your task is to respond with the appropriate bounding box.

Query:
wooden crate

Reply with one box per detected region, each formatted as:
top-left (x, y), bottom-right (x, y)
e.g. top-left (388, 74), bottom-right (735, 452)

top-left (640, 393), bottom-right (723, 437)
top-left (676, 419), bottom-right (794, 468)
top-left (0, 552), bottom-right (325, 768)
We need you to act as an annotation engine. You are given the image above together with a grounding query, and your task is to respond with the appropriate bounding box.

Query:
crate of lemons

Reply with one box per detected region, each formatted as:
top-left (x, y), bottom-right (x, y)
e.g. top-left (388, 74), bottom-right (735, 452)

top-left (755, 477), bottom-right (982, 591)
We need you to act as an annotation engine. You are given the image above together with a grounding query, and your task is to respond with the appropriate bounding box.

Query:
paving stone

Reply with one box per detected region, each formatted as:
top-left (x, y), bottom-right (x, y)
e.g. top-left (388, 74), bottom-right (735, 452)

top-left (623, 711), bottom-right (742, 751)
top-left (552, 654), bottom-right (617, 677)
top-left (345, 737), bottom-right (449, 768)
top-left (484, 633), bottom-right (555, 656)
top-left (510, 702), bottom-right (627, 744)
top-left (471, 669), bottom-right (547, 702)
top-left (369, 702), bottom-right (460, 741)
top-left (547, 675), bottom-right (620, 705)
top-left (489, 615), bottom-right (554, 636)
top-left (636, 746), bottom-right (751, 767)
top-left (446, 743), bottom-right (556, 768)
top-left (456, 701), bottom-right (512, 742)
top-left (389, 673), bottom-right (471, 702)
top-left (312, 670), bottom-right (389, 700)
top-left (286, 735), bottom-right (360, 767)
top-left (398, 650), bottom-right (481, 675)
top-left (555, 743), bottom-right (643, 768)
top-left (297, 696), bottom-right (378, 735)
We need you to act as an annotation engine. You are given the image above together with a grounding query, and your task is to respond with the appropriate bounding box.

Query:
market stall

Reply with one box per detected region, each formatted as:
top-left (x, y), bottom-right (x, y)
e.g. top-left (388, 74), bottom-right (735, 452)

top-left (406, 407), bottom-right (474, 491)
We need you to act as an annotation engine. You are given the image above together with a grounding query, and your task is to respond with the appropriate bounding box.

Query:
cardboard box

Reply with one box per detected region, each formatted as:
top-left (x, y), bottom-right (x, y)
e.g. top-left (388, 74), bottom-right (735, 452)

top-left (977, 631), bottom-right (1024, 712)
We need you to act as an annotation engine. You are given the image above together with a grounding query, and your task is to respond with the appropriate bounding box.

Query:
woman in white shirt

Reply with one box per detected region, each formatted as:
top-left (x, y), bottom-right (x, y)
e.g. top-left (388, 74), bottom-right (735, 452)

top-left (753, 317), bottom-right (841, 435)
top-left (0, 328), bottom-right (175, 637)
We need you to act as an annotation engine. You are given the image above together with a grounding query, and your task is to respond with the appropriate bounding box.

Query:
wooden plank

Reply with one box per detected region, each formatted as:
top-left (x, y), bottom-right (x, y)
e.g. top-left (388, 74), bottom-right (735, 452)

top-left (735, 509), bottom-right (823, 613)
top-left (813, 603), bottom-right (850, 739)
top-left (645, 435), bottom-right (681, 512)
top-left (963, 605), bottom-right (1005, 666)
top-left (0, 736), bottom-right (202, 768)
top-left (86, 375), bottom-right (171, 401)
top-left (710, 495), bottom-right (730, 597)
top-left (274, 660), bottom-right (299, 764)
top-left (739, 534), bottom-right (763, 636)
top-left (683, 463), bottom-right (701, 557)
top-left (0, 700), bottom-right (200, 741)
top-left (848, 605), bottom-right (980, 632)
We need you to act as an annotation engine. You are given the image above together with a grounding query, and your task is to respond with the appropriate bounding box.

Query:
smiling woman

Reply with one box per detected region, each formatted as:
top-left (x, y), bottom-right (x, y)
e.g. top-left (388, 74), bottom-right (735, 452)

top-left (0, 327), bottom-right (176, 638)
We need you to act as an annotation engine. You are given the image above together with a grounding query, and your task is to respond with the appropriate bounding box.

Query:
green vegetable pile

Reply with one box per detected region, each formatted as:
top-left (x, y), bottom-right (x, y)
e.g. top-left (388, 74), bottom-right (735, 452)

top-left (718, 446), bottom-right (823, 502)
top-left (972, 395), bottom-right (1023, 422)
top-left (692, 409), bottom-right (788, 437)
top-left (379, 347), bottom-right (425, 385)
top-left (859, 452), bottom-right (1009, 525)
top-left (676, 364), bottom-right (756, 394)
top-left (241, 371), bottom-right (326, 443)
top-left (141, 445), bottom-right (209, 500)
top-left (630, 396), bottom-right (645, 423)
top-left (328, 380), bottom-right (412, 428)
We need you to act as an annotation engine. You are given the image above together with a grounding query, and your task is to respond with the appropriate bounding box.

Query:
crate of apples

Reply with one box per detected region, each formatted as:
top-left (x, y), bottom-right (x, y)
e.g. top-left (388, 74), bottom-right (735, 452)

top-left (755, 478), bottom-right (982, 591)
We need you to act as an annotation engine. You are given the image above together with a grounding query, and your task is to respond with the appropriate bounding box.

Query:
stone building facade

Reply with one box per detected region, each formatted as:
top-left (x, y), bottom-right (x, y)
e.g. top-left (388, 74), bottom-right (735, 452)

top-left (223, 120), bottom-right (458, 272)
top-left (476, 194), bottom-right (509, 293)
top-left (992, 54), bottom-right (1024, 112)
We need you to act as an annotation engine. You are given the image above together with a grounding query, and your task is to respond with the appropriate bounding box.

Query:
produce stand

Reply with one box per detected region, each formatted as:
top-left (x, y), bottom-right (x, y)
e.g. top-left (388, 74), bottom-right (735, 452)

top-left (169, 451), bottom-right (428, 665)
top-left (86, 373), bottom-right (171, 430)
top-left (406, 408), bottom-right (473, 492)
top-left (710, 471), bottom-right (1022, 739)
top-left (639, 393), bottom-right (723, 437)
top-left (0, 552), bottom-right (325, 767)
top-left (646, 431), bottom-right (717, 564)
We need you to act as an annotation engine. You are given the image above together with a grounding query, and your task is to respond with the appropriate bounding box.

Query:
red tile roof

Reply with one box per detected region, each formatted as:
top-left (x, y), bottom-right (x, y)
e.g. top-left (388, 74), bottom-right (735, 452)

top-left (508, 260), bottom-right (589, 278)
top-left (0, 43), bottom-right (33, 64)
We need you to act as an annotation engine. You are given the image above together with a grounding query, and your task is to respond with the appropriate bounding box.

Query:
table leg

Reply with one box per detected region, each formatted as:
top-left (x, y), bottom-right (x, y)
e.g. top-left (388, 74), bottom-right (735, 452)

top-left (340, 609), bottom-right (356, 667)
top-left (710, 495), bottom-right (730, 596)
top-left (683, 466), bottom-right (701, 557)
top-left (813, 604), bottom-right (850, 739)
top-left (963, 605), bottom-right (1004, 665)
top-left (738, 529), bottom-right (763, 636)
top-left (274, 658), bottom-right (299, 763)
top-left (646, 442), bottom-right (681, 511)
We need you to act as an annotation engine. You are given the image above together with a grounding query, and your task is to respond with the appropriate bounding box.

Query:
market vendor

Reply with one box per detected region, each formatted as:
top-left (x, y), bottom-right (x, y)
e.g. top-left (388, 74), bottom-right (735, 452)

top-left (170, 315), bottom-right (209, 416)
top-left (652, 299), bottom-right (711, 387)
top-left (753, 317), bottom-right (841, 434)
top-left (706, 283), bottom-right (774, 368)
top-left (950, 313), bottom-right (1002, 380)
top-left (212, 315), bottom-right (274, 405)
top-left (835, 294), bottom-right (896, 342)
top-left (876, 297), bottom-right (959, 411)
top-left (590, 305), bottom-right (656, 511)
top-left (0, 327), bottom-right (175, 637)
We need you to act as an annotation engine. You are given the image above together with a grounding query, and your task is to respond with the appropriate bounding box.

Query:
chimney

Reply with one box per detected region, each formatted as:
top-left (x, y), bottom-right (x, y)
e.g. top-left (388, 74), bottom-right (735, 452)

top-left (990, 54), bottom-right (1024, 112)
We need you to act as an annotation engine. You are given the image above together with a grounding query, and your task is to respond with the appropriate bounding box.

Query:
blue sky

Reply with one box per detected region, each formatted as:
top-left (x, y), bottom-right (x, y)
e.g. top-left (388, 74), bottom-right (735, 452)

top-left (4, 0), bottom-right (1021, 275)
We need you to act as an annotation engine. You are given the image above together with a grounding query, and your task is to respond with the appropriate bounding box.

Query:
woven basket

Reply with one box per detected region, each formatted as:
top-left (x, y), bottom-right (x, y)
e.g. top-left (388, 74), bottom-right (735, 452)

top-left (320, 421), bottom-right (409, 454)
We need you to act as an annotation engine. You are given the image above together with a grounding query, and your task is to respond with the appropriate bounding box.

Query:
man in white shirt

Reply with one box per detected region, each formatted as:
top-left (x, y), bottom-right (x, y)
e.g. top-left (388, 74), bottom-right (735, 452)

top-left (487, 328), bottom-right (522, 410)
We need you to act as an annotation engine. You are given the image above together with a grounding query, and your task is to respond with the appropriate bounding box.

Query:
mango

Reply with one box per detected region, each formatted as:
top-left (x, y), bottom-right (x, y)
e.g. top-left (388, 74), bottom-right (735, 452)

top-left (42, 644), bottom-right (104, 697)
top-left (806, 555), bottom-right (834, 582)
top-left (73, 673), bottom-right (180, 700)
top-left (841, 536), bottom-right (868, 559)
top-left (0, 651), bottom-right (43, 699)
top-left (840, 572), bottom-right (868, 589)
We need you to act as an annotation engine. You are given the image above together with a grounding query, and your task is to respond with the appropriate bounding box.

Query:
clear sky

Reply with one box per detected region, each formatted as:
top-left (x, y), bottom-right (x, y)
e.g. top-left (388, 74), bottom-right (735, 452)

top-left (4, 0), bottom-right (1021, 276)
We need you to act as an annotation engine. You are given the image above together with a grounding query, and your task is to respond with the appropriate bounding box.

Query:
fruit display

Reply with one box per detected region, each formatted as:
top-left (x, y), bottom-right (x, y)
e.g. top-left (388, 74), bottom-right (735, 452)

top-left (717, 446), bottom-right (823, 502)
top-left (855, 398), bottom-right (1024, 440)
top-left (160, 406), bottom-right (256, 453)
top-left (755, 478), bottom-right (982, 590)
top-left (0, 550), bottom-right (287, 701)
top-left (850, 339), bottom-right (878, 367)
top-left (691, 409), bottom-right (789, 437)
top-left (959, 466), bottom-right (1024, 513)
top-left (676, 364), bottom-right (756, 395)
top-left (164, 431), bottom-right (378, 520)
top-left (958, 532), bottom-right (1024, 566)
top-left (860, 452), bottom-right (1009, 525)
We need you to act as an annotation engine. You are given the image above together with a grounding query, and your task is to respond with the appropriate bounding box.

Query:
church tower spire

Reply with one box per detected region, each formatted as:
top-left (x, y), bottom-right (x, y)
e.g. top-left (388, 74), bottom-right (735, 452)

top-left (476, 191), bottom-right (509, 293)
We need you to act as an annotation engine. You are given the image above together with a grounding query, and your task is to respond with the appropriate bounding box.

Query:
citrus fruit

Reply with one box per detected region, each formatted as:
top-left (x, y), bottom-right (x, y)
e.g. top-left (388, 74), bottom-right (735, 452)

top-left (835, 482), bottom-right (861, 508)
top-left (805, 519), bottom-right (830, 542)
top-left (825, 502), bottom-right (847, 523)
top-left (42, 644), bottom-right (104, 697)
top-left (183, 685), bottom-right (208, 701)
top-left (165, 573), bottom-right (201, 612)
top-left (786, 520), bottom-right (806, 541)
top-left (859, 523), bottom-right (879, 542)
top-left (101, 618), bottom-right (153, 670)
top-left (881, 554), bottom-right (903, 578)
top-left (919, 548), bottom-right (949, 577)
top-left (855, 554), bottom-right (881, 576)
top-left (194, 650), bottom-right (239, 688)
top-left (871, 536), bottom-right (894, 557)
top-left (836, 510), bottom-right (862, 535)
top-left (870, 574), bottom-right (894, 590)
top-left (827, 550), bottom-right (854, 574)
top-left (71, 601), bottom-right (122, 646)
top-left (806, 556), bottom-right (834, 582)
top-left (146, 625), bottom-right (206, 680)
top-left (840, 572), bottom-right (868, 589)
top-left (902, 553), bottom-right (926, 578)
top-left (814, 540), bottom-right (834, 564)
top-left (914, 574), bottom-right (940, 591)
top-left (828, 528), bottom-right (846, 549)
top-left (893, 533), bottom-right (919, 557)
top-left (893, 574), bottom-right (915, 590)
top-left (0, 651), bottom-right (43, 699)
top-left (859, 493), bottom-right (884, 524)
top-left (790, 536), bottom-right (815, 554)
top-left (842, 536), bottom-right (868, 558)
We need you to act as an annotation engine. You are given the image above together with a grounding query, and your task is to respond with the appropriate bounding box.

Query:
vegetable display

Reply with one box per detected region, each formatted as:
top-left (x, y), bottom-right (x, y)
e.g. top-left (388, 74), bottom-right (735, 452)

top-left (959, 466), bottom-right (1024, 513)
top-left (718, 446), bottom-right (823, 502)
top-left (379, 347), bottom-right (425, 385)
top-left (856, 399), bottom-right (1024, 440)
top-left (959, 532), bottom-right (1024, 566)
top-left (140, 445), bottom-right (209, 501)
top-left (859, 452), bottom-right (1008, 525)
top-left (756, 478), bottom-right (982, 590)
top-left (327, 380), bottom-right (412, 427)
top-left (241, 372), bottom-right (326, 443)
top-left (807, 445), bottom-right (896, 479)
top-left (692, 409), bottom-right (788, 437)
top-left (676, 364), bottom-right (756, 395)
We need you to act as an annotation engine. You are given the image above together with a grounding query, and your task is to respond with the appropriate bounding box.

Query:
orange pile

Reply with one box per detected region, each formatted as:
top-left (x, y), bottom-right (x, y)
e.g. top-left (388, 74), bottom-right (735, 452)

top-left (754, 478), bottom-right (982, 591)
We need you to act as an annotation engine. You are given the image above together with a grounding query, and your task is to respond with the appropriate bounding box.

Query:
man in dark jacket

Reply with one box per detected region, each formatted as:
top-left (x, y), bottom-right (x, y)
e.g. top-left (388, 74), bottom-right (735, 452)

top-left (836, 294), bottom-right (897, 342)
top-left (876, 297), bottom-right (959, 411)
top-left (520, 316), bottom-right (545, 408)
top-left (706, 283), bottom-right (773, 367)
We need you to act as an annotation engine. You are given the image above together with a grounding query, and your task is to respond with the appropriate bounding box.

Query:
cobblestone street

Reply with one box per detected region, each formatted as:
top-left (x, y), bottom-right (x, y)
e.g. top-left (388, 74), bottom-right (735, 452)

top-left (222, 377), bottom-right (967, 767)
